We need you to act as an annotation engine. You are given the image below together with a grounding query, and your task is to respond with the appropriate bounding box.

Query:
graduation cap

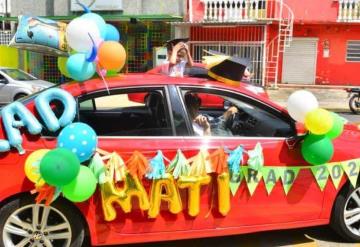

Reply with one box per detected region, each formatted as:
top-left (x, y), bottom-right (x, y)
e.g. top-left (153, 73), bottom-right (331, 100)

top-left (203, 50), bottom-right (250, 86)
top-left (165, 38), bottom-right (189, 51)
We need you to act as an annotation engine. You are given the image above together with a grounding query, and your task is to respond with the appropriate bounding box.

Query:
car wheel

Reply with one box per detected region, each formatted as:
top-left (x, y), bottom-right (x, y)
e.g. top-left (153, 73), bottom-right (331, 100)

top-left (331, 184), bottom-right (360, 242)
top-left (14, 93), bottom-right (27, 101)
top-left (0, 194), bottom-right (88, 247)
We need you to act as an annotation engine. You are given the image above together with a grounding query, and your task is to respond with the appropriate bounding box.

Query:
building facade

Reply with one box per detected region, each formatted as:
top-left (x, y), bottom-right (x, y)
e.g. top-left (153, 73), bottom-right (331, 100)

top-left (0, 0), bottom-right (184, 82)
top-left (182, 0), bottom-right (360, 86)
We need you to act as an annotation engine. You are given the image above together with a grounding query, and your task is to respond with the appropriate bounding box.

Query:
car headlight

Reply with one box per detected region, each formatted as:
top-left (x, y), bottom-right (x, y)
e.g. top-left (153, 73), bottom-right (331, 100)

top-left (31, 85), bottom-right (43, 92)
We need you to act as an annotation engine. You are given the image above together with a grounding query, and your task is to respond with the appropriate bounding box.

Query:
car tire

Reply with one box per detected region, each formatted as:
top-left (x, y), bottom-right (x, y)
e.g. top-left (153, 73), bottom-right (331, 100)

top-left (0, 193), bottom-right (88, 247)
top-left (331, 184), bottom-right (360, 242)
top-left (14, 93), bottom-right (27, 101)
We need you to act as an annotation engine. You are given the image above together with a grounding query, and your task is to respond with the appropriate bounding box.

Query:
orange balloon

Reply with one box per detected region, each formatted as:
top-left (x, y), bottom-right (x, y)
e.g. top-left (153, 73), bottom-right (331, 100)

top-left (98, 41), bottom-right (126, 70)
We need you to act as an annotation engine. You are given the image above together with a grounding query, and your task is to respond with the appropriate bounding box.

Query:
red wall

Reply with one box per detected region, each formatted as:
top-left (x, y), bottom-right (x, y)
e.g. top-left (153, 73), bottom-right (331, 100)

top-left (189, 0), bottom-right (340, 23)
top-left (278, 24), bottom-right (360, 86)
top-left (284, 0), bottom-right (339, 23)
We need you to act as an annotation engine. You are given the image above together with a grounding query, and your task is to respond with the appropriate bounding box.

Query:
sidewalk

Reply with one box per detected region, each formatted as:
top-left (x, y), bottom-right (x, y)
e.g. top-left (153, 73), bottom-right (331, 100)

top-left (266, 86), bottom-right (350, 112)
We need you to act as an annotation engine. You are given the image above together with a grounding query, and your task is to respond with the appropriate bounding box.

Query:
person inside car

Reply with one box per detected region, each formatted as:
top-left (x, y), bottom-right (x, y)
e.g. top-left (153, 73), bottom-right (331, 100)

top-left (161, 38), bottom-right (194, 77)
top-left (184, 93), bottom-right (238, 136)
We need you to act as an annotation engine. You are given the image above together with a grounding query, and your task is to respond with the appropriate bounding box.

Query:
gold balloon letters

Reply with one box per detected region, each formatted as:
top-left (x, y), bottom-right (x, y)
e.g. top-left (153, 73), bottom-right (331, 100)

top-left (100, 173), bottom-right (231, 220)
top-left (100, 172), bottom-right (150, 221)
top-left (148, 174), bottom-right (182, 218)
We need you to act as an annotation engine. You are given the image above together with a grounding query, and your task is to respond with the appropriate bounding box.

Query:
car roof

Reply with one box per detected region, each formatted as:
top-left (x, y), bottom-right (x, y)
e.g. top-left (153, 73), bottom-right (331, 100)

top-left (60, 73), bottom-right (281, 110)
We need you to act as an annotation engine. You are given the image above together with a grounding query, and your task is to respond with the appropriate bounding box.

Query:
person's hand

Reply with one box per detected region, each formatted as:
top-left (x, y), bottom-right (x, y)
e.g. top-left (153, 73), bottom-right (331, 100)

top-left (194, 115), bottom-right (211, 132)
top-left (173, 42), bottom-right (185, 52)
top-left (223, 106), bottom-right (238, 120)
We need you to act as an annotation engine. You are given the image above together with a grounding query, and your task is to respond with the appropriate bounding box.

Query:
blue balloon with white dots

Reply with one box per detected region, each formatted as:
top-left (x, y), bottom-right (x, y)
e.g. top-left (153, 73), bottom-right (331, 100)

top-left (57, 123), bottom-right (97, 163)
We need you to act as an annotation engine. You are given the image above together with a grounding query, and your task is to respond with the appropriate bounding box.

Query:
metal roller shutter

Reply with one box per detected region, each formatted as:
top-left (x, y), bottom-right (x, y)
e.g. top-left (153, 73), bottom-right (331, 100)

top-left (282, 38), bottom-right (318, 84)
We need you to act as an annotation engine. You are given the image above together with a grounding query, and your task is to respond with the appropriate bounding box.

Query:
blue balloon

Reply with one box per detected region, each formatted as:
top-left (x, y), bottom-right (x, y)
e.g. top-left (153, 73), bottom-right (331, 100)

top-left (35, 88), bottom-right (77, 132)
top-left (105, 24), bottom-right (120, 42)
top-left (81, 13), bottom-right (106, 39)
top-left (1, 102), bottom-right (42, 154)
top-left (57, 123), bottom-right (98, 162)
top-left (66, 53), bottom-right (96, 81)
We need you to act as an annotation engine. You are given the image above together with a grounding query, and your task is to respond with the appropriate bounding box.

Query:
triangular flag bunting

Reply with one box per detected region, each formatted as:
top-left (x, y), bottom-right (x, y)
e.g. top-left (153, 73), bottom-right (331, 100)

top-left (229, 171), bottom-right (243, 196)
top-left (342, 159), bottom-right (360, 188)
top-left (262, 167), bottom-right (281, 195)
top-left (280, 167), bottom-right (300, 195)
top-left (327, 163), bottom-right (344, 189)
top-left (242, 166), bottom-right (262, 195)
top-left (310, 165), bottom-right (329, 191)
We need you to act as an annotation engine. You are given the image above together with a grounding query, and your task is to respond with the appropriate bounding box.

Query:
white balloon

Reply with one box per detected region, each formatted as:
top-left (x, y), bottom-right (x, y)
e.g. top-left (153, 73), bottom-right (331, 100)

top-left (66, 17), bottom-right (101, 52)
top-left (287, 90), bottom-right (319, 123)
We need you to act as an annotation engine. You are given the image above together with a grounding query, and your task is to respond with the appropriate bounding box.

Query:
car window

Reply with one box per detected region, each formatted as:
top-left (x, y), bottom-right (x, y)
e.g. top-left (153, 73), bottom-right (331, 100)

top-left (78, 88), bottom-right (173, 136)
top-left (181, 88), bottom-right (295, 138)
top-left (1, 68), bottom-right (37, 81)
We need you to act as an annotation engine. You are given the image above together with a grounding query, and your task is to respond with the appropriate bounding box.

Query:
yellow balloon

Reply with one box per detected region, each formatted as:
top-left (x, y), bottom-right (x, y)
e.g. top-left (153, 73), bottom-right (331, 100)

top-left (305, 108), bottom-right (334, 135)
top-left (100, 172), bottom-right (150, 221)
top-left (177, 175), bottom-right (211, 217)
top-left (148, 174), bottom-right (182, 218)
top-left (217, 172), bottom-right (231, 216)
top-left (24, 149), bottom-right (49, 185)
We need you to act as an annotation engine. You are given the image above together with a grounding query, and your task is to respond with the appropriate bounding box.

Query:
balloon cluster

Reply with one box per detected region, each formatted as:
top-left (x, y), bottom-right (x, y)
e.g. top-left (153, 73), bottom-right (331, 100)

top-left (25, 123), bottom-right (98, 202)
top-left (287, 90), bottom-right (344, 166)
top-left (58, 10), bottom-right (126, 81)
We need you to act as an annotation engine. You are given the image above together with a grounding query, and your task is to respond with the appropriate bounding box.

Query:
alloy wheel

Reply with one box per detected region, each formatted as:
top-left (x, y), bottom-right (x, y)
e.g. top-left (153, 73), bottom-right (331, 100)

top-left (2, 204), bottom-right (72, 247)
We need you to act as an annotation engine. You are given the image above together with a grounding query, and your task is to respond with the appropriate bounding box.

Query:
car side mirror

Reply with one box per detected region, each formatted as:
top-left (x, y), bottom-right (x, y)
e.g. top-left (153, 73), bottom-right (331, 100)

top-left (0, 78), bottom-right (8, 84)
top-left (295, 122), bottom-right (308, 136)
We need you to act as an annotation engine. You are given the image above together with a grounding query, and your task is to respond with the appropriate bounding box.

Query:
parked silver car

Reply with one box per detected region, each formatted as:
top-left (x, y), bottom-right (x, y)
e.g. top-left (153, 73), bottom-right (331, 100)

top-left (0, 67), bottom-right (53, 104)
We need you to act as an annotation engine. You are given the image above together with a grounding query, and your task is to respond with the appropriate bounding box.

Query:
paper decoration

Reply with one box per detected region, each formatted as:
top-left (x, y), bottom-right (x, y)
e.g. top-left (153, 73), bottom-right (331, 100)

top-left (146, 151), bottom-right (166, 180)
top-left (311, 165), bottom-right (330, 191)
top-left (209, 147), bottom-right (228, 174)
top-left (247, 143), bottom-right (264, 171)
top-left (242, 166), bottom-right (263, 195)
top-left (126, 151), bottom-right (149, 179)
top-left (342, 159), bottom-right (360, 188)
top-left (327, 163), bottom-right (344, 189)
top-left (167, 150), bottom-right (190, 179)
top-left (89, 153), bottom-right (106, 184)
top-left (188, 149), bottom-right (212, 176)
top-left (262, 167), bottom-right (282, 195)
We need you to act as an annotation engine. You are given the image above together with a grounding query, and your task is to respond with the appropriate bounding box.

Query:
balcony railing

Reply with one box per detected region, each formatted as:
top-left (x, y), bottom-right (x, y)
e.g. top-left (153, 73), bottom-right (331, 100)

top-left (200, 0), bottom-right (280, 22)
top-left (338, 0), bottom-right (360, 22)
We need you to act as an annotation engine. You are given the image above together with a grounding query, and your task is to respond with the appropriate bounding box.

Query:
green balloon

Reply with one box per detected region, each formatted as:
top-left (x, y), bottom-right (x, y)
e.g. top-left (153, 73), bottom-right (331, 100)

top-left (62, 166), bottom-right (97, 202)
top-left (58, 56), bottom-right (71, 78)
top-left (301, 134), bottom-right (334, 166)
top-left (40, 148), bottom-right (80, 186)
top-left (106, 70), bottom-right (118, 77)
top-left (326, 113), bottom-right (344, 140)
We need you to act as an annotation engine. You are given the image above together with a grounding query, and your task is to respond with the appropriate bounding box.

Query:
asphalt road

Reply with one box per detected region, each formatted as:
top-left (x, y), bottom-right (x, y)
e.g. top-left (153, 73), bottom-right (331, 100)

top-left (107, 112), bottom-right (360, 247)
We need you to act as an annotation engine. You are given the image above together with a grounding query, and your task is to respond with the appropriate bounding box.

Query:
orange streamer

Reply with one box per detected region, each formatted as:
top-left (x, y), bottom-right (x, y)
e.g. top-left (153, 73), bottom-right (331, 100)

top-left (126, 151), bottom-right (149, 179)
top-left (208, 148), bottom-right (228, 174)
top-left (31, 184), bottom-right (56, 206)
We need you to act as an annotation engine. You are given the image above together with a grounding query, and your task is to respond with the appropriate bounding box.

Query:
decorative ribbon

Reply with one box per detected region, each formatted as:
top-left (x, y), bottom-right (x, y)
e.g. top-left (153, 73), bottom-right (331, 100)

top-left (146, 151), bottom-right (166, 180)
top-left (126, 151), bottom-right (149, 179)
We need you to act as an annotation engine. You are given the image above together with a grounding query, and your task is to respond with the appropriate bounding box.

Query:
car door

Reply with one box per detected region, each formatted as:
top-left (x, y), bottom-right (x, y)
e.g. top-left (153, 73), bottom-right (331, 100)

top-left (175, 85), bottom-right (325, 229)
top-left (39, 85), bottom-right (193, 242)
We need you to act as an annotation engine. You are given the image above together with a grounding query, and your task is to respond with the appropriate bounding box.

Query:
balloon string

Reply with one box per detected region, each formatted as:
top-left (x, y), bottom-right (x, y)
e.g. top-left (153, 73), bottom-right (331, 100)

top-left (75, 0), bottom-right (91, 13)
top-left (97, 64), bottom-right (110, 95)
top-left (86, 33), bottom-right (97, 62)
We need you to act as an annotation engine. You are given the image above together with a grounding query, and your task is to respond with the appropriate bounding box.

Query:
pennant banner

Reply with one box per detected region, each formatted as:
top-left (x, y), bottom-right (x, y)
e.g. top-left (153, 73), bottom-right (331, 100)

top-left (327, 163), bottom-right (344, 189)
top-left (242, 166), bottom-right (263, 195)
top-left (342, 159), bottom-right (360, 188)
top-left (311, 165), bottom-right (329, 191)
top-left (280, 167), bottom-right (300, 195)
top-left (262, 167), bottom-right (281, 195)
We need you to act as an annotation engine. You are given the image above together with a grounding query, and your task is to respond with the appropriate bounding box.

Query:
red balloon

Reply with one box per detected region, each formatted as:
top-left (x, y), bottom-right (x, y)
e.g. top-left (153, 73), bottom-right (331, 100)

top-left (98, 41), bottom-right (126, 70)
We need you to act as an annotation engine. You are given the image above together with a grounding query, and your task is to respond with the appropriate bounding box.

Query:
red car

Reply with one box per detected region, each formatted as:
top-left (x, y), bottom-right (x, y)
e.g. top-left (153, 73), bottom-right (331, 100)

top-left (0, 74), bottom-right (360, 246)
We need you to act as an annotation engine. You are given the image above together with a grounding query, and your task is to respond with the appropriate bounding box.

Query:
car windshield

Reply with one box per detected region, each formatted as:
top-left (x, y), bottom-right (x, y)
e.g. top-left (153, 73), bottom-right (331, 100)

top-left (1, 68), bottom-right (37, 81)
